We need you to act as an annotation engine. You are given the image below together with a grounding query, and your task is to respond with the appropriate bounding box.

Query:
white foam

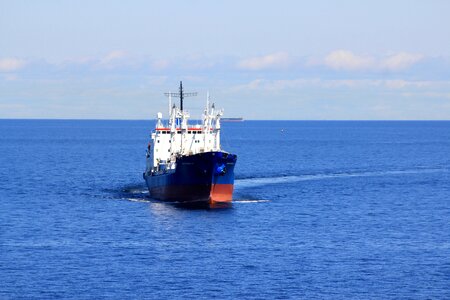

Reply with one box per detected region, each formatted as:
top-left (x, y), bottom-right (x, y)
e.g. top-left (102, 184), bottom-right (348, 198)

top-left (235, 168), bottom-right (446, 189)
top-left (125, 198), bottom-right (151, 203)
top-left (233, 200), bottom-right (270, 203)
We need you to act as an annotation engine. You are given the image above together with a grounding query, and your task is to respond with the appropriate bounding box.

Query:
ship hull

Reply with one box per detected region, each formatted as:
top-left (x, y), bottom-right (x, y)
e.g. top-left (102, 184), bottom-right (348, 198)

top-left (144, 151), bottom-right (237, 205)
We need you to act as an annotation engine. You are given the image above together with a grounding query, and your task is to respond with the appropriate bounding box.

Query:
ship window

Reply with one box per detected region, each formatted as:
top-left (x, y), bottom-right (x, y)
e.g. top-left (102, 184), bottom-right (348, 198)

top-left (188, 131), bottom-right (191, 134)
top-left (157, 140), bottom-right (160, 143)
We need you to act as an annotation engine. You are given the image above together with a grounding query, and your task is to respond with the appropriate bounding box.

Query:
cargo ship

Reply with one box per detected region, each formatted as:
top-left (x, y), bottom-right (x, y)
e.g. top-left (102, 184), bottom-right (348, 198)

top-left (143, 82), bottom-right (237, 206)
top-left (222, 117), bottom-right (244, 122)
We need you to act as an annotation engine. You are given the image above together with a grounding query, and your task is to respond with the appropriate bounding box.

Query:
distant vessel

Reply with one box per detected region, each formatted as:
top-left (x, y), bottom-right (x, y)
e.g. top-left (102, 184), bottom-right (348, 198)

top-left (143, 82), bottom-right (237, 206)
top-left (222, 117), bottom-right (244, 122)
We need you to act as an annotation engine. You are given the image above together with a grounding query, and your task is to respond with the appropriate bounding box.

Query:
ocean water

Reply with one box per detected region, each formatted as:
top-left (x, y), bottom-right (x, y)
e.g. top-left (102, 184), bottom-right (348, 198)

top-left (1, 120), bottom-right (449, 299)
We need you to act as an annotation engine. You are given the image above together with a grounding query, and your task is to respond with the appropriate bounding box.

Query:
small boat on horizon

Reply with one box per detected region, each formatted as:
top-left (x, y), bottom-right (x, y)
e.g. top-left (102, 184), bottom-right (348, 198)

top-left (221, 117), bottom-right (244, 122)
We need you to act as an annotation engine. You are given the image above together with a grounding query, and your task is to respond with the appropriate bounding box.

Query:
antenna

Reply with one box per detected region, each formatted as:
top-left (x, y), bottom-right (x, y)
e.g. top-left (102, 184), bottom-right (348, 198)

top-left (164, 81), bottom-right (197, 111)
top-left (168, 91), bottom-right (171, 117)
top-left (206, 91), bottom-right (210, 114)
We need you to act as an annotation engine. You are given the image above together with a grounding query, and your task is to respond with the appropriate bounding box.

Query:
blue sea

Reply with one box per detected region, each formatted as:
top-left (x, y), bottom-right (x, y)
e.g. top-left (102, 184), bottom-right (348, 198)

top-left (1, 120), bottom-right (449, 299)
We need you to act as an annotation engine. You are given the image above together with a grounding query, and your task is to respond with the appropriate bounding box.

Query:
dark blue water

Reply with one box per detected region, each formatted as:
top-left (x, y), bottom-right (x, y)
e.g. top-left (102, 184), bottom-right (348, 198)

top-left (1, 120), bottom-right (449, 299)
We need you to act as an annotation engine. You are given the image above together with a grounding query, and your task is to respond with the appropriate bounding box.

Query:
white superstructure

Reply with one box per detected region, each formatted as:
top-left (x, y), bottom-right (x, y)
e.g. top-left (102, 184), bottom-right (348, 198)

top-left (146, 92), bottom-right (224, 174)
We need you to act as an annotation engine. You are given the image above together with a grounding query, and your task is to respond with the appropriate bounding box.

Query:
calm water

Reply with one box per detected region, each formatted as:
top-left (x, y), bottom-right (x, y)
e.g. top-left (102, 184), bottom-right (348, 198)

top-left (1, 120), bottom-right (449, 299)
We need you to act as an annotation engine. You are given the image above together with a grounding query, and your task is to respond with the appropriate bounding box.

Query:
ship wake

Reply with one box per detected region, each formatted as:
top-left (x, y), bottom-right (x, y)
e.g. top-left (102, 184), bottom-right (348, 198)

top-left (234, 168), bottom-right (447, 189)
top-left (118, 184), bottom-right (150, 203)
top-left (115, 168), bottom-right (446, 204)
top-left (233, 200), bottom-right (271, 203)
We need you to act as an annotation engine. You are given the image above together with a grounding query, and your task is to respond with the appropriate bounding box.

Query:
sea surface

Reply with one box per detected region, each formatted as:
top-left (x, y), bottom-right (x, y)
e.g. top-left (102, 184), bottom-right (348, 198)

top-left (1, 120), bottom-right (449, 299)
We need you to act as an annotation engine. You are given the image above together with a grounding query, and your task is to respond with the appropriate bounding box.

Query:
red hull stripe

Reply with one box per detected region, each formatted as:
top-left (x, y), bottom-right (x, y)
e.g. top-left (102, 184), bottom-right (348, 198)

top-left (155, 128), bottom-right (213, 131)
top-left (210, 184), bottom-right (234, 202)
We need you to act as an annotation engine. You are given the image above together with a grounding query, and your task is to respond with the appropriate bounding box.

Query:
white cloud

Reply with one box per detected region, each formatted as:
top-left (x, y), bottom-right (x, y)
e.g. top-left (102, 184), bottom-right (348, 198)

top-left (99, 50), bottom-right (127, 65)
top-left (60, 56), bottom-right (95, 66)
top-left (381, 52), bottom-right (423, 71)
top-left (2, 74), bottom-right (19, 81)
top-left (229, 79), bottom-right (259, 92)
top-left (401, 92), bottom-right (450, 99)
top-left (152, 59), bottom-right (170, 70)
top-left (0, 58), bottom-right (26, 72)
top-left (322, 50), bottom-right (423, 72)
top-left (324, 50), bottom-right (375, 70)
top-left (237, 52), bottom-right (290, 70)
top-left (145, 76), bottom-right (168, 86)
top-left (384, 79), bottom-right (409, 89)
top-left (232, 78), bottom-right (450, 92)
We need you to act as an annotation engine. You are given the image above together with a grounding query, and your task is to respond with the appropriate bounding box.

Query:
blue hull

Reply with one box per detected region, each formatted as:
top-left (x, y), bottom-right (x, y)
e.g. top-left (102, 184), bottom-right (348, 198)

top-left (144, 151), bottom-right (237, 203)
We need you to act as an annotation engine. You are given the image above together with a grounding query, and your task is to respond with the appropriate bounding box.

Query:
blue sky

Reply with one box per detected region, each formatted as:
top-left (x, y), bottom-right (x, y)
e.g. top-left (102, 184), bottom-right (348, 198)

top-left (1, 0), bottom-right (450, 119)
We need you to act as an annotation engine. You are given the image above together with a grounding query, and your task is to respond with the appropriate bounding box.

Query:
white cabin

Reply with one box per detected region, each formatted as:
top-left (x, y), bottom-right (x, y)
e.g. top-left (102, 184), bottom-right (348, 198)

top-left (146, 93), bottom-right (223, 174)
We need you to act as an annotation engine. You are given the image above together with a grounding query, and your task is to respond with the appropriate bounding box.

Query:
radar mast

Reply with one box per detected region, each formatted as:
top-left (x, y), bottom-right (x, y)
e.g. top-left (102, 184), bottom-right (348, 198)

top-left (164, 81), bottom-right (197, 111)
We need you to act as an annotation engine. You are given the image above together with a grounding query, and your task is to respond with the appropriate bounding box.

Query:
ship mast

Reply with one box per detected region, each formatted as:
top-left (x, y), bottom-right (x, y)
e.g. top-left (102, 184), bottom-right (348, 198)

top-left (180, 81), bottom-right (184, 111)
top-left (164, 82), bottom-right (198, 156)
top-left (165, 81), bottom-right (197, 113)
